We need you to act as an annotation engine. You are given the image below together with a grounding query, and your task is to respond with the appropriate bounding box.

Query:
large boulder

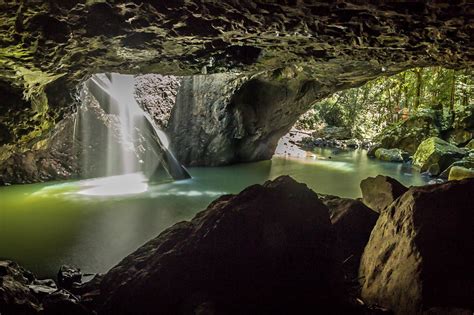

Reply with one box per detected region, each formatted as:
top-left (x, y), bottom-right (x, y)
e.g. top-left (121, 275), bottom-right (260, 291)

top-left (0, 261), bottom-right (41, 314)
top-left (359, 179), bottom-right (474, 315)
top-left (98, 176), bottom-right (345, 314)
top-left (448, 166), bottom-right (474, 181)
top-left (439, 155), bottom-right (474, 179)
top-left (360, 175), bottom-right (408, 213)
top-left (374, 148), bottom-right (409, 163)
top-left (412, 137), bottom-right (466, 175)
top-left (320, 195), bottom-right (379, 281)
top-left (445, 129), bottom-right (474, 146)
top-left (376, 110), bottom-right (441, 154)
top-left (367, 143), bottom-right (382, 158)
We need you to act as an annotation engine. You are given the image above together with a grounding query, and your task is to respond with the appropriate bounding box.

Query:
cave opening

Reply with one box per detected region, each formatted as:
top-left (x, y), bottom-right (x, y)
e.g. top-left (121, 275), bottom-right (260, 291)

top-left (0, 1), bottom-right (473, 314)
top-left (276, 66), bottom-right (474, 160)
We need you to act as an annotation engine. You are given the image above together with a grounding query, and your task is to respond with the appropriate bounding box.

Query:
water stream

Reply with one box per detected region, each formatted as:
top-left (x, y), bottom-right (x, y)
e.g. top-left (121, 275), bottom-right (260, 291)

top-left (0, 148), bottom-right (428, 278)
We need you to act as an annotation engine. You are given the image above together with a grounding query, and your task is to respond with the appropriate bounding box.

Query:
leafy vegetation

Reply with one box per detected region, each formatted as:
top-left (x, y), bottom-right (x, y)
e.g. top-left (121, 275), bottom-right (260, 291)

top-left (296, 67), bottom-right (474, 140)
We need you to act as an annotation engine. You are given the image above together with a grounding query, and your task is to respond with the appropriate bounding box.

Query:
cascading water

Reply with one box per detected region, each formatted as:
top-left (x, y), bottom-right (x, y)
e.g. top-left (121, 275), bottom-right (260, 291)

top-left (75, 73), bottom-right (190, 187)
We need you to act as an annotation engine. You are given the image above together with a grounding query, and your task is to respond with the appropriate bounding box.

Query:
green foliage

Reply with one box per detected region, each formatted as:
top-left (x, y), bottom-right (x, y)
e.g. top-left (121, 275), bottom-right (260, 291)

top-left (297, 67), bottom-right (474, 140)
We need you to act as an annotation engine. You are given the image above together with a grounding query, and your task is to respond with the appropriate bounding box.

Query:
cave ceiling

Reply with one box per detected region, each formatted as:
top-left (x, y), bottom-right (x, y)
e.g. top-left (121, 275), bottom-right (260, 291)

top-left (0, 0), bottom-right (472, 140)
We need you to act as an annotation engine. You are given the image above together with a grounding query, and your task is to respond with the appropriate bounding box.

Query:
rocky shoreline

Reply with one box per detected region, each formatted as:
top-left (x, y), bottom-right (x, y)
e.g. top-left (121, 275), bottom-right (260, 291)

top-left (2, 175), bottom-right (473, 315)
top-left (283, 113), bottom-right (474, 182)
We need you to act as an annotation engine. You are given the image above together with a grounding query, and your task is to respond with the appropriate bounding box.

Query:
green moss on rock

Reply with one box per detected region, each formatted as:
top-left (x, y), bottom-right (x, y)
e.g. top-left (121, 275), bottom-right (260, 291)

top-left (466, 139), bottom-right (474, 150)
top-left (448, 166), bottom-right (474, 181)
top-left (374, 148), bottom-right (409, 163)
top-left (412, 137), bottom-right (466, 175)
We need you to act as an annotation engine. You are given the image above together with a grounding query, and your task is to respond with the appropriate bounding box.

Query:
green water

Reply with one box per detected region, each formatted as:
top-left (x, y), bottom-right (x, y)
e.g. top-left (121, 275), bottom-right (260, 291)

top-left (0, 149), bottom-right (427, 278)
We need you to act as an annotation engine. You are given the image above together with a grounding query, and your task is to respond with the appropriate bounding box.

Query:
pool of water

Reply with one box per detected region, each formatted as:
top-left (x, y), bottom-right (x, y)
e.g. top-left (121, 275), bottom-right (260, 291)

top-left (0, 148), bottom-right (428, 278)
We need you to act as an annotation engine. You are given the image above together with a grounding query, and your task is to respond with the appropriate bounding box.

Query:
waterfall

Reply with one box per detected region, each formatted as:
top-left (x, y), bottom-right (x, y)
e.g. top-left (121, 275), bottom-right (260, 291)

top-left (75, 73), bottom-right (190, 181)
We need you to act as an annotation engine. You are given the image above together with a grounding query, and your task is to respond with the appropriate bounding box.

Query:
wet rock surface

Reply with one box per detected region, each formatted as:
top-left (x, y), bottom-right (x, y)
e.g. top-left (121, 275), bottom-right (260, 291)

top-left (359, 179), bottom-right (474, 315)
top-left (0, 117), bottom-right (79, 185)
top-left (0, 261), bottom-right (90, 315)
top-left (360, 175), bottom-right (408, 213)
top-left (57, 265), bottom-right (82, 292)
top-left (97, 176), bottom-right (346, 314)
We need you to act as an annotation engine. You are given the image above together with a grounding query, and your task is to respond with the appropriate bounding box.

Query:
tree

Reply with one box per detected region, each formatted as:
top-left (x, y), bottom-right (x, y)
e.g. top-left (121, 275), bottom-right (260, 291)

top-left (296, 66), bottom-right (473, 140)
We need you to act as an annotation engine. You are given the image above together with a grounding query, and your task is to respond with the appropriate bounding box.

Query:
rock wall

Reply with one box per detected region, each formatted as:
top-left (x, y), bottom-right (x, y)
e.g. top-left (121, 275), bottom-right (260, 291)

top-left (134, 74), bottom-right (181, 129)
top-left (166, 73), bottom-right (247, 166)
top-left (167, 67), bottom-right (329, 166)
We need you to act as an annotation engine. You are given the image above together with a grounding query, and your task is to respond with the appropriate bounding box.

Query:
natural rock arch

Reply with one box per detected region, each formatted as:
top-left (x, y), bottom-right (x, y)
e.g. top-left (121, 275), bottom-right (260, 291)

top-left (1, 1), bottom-right (473, 172)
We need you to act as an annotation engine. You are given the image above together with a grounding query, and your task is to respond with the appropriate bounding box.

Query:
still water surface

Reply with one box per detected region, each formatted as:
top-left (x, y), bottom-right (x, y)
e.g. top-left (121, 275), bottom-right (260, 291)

top-left (0, 149), bottom-right (428, 277)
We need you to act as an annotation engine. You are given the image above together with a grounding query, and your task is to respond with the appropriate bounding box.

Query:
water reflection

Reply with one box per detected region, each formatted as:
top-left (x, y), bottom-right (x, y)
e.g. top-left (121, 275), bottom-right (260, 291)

top-left (0, 149), bottom-right (427, 277)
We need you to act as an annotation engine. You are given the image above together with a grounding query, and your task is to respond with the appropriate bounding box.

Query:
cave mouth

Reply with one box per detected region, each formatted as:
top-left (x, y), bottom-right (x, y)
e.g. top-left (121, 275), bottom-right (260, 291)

top-left (1, 1), bottom-right (473, 313)
top-left (0, 62), bottom-right (472, 281)
top-left (275, 66), bottom-right (473, 159)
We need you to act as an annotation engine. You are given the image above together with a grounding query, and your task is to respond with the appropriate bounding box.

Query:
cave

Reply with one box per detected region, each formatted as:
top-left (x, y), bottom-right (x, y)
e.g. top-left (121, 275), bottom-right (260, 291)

top-left (0, 1), bottom-right (473, 315)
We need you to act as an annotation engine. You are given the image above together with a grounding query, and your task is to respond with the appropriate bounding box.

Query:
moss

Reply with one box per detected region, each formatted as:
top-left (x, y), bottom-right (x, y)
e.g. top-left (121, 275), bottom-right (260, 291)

top-left (413, 137), bottom-right (466, 174)
top-left (448, 166), bottom-right (474, 181)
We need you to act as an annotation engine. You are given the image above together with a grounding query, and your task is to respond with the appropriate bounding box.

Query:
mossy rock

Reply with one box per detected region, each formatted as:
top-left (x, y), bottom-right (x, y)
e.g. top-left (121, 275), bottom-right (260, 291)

top-left (446, 128), bottom-right (474, 145)
top-left (466, 139), bottom-right (474, 150)
top-left (374, 148), bottom-right (409, 163)
top-left (412, 137), bottom-right (466, 175)
top-left (439, 154), bottom-right (474, 179)
top-left (376, 110), bottom-right (442, 154)
top-left (448, 166), bottom-right (474, 181)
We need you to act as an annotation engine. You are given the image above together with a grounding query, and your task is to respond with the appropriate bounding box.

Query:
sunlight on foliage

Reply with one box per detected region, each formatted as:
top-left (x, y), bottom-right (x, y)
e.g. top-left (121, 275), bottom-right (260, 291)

top-left (296, 67), bottom-right (473, 140)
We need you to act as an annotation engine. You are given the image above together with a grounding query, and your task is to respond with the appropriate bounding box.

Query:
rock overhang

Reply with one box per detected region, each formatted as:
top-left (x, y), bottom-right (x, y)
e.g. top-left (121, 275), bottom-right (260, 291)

top-left (0, 0), bottom-right (473, 170)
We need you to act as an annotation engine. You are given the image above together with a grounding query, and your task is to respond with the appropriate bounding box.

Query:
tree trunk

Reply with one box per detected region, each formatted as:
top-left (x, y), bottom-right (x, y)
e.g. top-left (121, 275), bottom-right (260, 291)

top-left (462, 69), bottom-right (469, 107)
top-left (414, 68), bottom-right (423, 111)
top-left (449, 69), bottom-right (456, 112)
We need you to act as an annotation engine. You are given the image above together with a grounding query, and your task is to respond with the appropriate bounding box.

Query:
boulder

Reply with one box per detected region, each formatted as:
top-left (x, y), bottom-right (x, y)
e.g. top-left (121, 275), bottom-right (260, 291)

top-left (359, 179), bottom-right (474, 315)
top-left (412, 137), bottom-right (466, 175)
top-left (58, 265), bottom-right (82, 291)
top-left (439, 155), bottom-right (474, 179)
top-left (465, 139), bottom-right (474, 150)
top-left (360, 175), bottom-right (408, 213)
top-left (376, 110), bottom-right (441, 154)
top-left (0, 260), bottom-right (42, 314)
top-left (374, 148), bottom-right (409, 163)
top-left (367, 143), bottom-right (382, 158)
top-left (98, 176), bottom-right (345, 314)
top-left (448, 166), bottom-right (474, 181)
top-left (0, 260), bottom-right (90, 315)
top-left (446, 128), bottom-right (474, 146)
top-left (320, 195), bottom-right (379, 280)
